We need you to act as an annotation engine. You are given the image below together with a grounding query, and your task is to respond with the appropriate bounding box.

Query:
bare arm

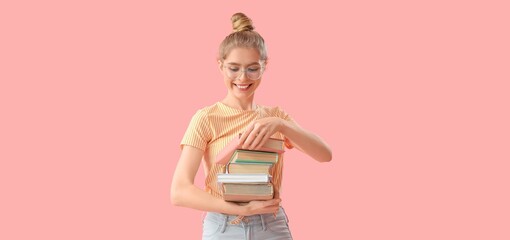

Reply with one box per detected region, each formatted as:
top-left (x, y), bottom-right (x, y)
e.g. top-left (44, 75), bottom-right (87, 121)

top-left (170, 145), bottom-right (280, 215)
top-left (279, 119), bottom-right (332, 162)
top-left (240, 117), bottom-right (332, 163)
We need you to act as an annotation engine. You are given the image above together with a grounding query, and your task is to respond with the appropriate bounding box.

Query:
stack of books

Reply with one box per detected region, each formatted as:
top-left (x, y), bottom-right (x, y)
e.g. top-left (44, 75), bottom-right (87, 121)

top-left (216, 135), bottom-right (285, 202)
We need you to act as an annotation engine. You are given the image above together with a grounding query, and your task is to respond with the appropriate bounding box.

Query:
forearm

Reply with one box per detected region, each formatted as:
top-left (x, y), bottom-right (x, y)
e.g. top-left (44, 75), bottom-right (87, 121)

top-left (279, 120), bottom-right (332, 162)
top-left (171, 183), bottom-right (245, 215)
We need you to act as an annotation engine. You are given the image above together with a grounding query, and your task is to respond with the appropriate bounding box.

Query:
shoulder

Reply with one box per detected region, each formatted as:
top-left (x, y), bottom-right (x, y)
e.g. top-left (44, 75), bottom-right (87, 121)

top-left (191, 102), bottom-right (223, 118)
top-left (257, 104), bottom-right (290, 118)
top-left (188, 103), bottom-right (220, 125)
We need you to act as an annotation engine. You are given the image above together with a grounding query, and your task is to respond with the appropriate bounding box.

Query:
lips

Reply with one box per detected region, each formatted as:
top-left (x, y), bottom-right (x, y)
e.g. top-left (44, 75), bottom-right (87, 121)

top-left (234, 83), bottom-right (252, 90)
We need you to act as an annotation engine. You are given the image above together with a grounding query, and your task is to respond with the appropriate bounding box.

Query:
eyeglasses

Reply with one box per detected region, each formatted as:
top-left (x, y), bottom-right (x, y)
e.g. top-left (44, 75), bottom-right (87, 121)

top-left (222, 63), bottom-right (265, 81)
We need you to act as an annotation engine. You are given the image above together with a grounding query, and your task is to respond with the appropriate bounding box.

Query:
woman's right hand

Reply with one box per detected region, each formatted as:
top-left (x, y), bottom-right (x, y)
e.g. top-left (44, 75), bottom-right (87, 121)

top-left (241, 198), bottom-right (281, 216)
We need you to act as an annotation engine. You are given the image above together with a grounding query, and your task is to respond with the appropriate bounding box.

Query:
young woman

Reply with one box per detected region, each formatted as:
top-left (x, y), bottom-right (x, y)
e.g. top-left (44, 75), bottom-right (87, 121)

top-left (171, 12), bottom-right (332, 240)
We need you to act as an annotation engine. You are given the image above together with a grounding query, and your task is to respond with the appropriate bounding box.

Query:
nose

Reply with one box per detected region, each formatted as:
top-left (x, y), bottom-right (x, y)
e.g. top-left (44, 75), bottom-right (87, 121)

top-left (237, 71), bottom-right (249, 81)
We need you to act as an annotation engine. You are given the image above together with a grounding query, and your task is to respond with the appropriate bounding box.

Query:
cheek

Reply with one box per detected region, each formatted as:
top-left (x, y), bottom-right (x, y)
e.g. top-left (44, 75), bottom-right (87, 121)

top-left (223, 77), bottom-right (232, 86)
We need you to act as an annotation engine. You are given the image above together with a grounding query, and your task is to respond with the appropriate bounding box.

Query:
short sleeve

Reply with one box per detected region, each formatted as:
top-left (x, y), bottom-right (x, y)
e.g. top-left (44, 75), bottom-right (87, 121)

top-left (180, 109), bottom-right (212, 151)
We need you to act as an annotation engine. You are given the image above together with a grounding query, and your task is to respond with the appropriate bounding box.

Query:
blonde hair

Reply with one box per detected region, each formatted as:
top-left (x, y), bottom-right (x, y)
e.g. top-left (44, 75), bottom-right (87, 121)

top-left (218, 13), bottom-right (267, 61)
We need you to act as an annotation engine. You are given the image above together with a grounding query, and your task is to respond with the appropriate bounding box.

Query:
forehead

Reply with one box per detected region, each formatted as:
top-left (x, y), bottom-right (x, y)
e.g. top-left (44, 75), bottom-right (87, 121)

top-left (224, 48), bottom-right (261, 65)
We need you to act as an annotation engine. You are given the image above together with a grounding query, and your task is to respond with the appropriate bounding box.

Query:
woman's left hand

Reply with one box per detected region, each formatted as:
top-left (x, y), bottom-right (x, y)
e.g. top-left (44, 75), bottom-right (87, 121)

top-left (239, 117), bottom-right (283, 150)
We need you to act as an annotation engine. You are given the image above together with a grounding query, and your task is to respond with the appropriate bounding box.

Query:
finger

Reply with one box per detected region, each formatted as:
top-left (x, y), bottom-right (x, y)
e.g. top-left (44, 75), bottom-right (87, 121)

top-left (266, 204), bottom-right (280, 212)
top-left (250, 129), bottom-right (267, 150)
top-left (242, 127), bottom-right (260, 149)
top-left (264, 198), bottom-right (281, 207)
top-left (272, 208), bottom-right (279, 217)
top-left (264, 207), bottom-right (279, 214)
top-left (254, 132), bottom-right (271, 150)
top-left (267, 204), bottom-right (280, 212)
top-left (239, 123), bottom-right (254, 146)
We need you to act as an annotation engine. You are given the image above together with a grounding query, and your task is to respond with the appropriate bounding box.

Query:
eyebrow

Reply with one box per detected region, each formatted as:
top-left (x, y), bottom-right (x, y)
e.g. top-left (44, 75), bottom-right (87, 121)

top-left (225, 62), bottom-right (261, 66)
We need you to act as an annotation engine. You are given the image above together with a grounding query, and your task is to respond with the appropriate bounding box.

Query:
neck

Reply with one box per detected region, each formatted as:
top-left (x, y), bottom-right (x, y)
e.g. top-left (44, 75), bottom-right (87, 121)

top-left (221, 96), bottom-right (255, 111)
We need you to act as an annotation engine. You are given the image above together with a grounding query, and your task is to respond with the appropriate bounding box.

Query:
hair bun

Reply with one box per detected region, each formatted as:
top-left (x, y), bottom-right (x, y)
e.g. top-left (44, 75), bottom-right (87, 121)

top-left (231, 12), bottom-right (254, 32)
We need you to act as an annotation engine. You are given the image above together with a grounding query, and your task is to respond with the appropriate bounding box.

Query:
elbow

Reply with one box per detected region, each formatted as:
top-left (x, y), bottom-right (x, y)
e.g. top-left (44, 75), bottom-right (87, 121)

top-left (170, 191), bottom-right (180, 206)
top-left (319, 149), bottom-right (333, 163)
top-left (308, 147), bottom-right (332, 163)
top-left (314, 141), bottom-right (332, 163)
top-left (170, 184), bottom-right (184, 207)
top-left (319, 156), bottom-right (332, 163)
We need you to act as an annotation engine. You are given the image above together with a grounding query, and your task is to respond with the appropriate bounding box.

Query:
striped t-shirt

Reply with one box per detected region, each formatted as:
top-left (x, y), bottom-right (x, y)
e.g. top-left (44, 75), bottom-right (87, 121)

top-left (180, 101), bottom-right (294, 200)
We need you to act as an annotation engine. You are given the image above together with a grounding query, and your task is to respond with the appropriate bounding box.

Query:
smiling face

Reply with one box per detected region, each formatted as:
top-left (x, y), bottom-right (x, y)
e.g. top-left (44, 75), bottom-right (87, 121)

top-left (219, 47), bottom-right (266, 105)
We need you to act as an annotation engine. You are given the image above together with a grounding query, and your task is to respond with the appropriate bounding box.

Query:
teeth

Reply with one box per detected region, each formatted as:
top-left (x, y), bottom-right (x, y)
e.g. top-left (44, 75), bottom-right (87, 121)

top-left (236, 84), bottom-right (249, 89)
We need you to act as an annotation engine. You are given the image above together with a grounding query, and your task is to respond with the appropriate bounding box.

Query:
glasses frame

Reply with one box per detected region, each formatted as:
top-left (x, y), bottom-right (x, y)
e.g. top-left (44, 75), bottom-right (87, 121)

top-left (221, 61), bottom-right (266, 81)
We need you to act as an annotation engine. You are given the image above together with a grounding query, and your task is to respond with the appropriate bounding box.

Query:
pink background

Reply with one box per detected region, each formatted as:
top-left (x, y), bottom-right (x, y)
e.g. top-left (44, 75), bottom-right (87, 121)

top-left (1, 0), bottom-right (509, 239)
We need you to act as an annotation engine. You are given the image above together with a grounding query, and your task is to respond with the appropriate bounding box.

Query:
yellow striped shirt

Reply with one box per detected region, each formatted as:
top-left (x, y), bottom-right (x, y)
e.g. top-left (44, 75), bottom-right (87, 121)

top-left (180, 101), bottom-right (293, 200)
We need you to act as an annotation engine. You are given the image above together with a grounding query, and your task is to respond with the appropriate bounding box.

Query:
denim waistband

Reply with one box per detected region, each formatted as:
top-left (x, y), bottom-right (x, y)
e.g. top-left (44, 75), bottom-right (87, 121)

top-left (204, 207), bottom-right (289, 230)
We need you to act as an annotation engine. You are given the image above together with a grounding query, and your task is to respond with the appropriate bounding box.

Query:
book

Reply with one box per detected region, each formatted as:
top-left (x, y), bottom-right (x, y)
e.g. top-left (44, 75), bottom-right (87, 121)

top-left (228, 150), bottom-right (279, 164)
top-left (217, 173), bottom-right (271, 184)
top-left (215, 134), bottom-right (285, 165)
top-left (225, 150), bottom-right (278, 174)
top-left (227, 162), bottom-right (273, 174)
top-left (222, 183), bottom-right (274, 202)
top-left (215, 134), bottom-right (285, 203)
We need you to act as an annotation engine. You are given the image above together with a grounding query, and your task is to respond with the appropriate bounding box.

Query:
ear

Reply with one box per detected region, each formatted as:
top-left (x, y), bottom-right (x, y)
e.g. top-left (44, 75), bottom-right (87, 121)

top-left (218, 60), bottom-right (223, 72)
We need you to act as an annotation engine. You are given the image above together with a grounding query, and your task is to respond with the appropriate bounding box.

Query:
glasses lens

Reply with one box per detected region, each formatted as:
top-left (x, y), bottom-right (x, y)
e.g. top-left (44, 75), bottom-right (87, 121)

top-left (223, 66), bottom-right (236, 80)
top-left (225, 65), bottom-right (263, 80)
top-left (246, 67), bottom-right (261, 80)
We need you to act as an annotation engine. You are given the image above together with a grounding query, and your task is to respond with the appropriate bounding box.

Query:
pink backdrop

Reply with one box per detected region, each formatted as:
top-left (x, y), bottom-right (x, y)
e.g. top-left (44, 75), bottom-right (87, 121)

top-left (2, 0), bottom-right (509, 239)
